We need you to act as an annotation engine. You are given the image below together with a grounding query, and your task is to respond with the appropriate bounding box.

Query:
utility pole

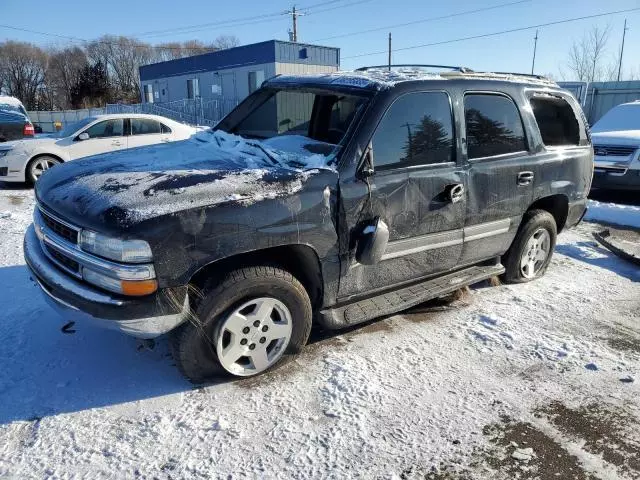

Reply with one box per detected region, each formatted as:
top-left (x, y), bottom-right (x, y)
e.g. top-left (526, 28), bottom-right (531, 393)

top-left (286, 6), bottom-right (304, 43)
top-left (388, 33), bottom-right (392, 70)
top-left (531, 29), bottom-right (538, 75)
top-left (617, 19), bottom-right (628, 82)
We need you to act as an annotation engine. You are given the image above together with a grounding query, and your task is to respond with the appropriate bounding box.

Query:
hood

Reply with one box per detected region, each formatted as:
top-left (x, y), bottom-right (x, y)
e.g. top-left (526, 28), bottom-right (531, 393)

top-left (591, 130), bottom-right (640, 146)
top-left (35, 131), bottom-right (334, 231)
top-left (3, 136), bottom-right (58, 152)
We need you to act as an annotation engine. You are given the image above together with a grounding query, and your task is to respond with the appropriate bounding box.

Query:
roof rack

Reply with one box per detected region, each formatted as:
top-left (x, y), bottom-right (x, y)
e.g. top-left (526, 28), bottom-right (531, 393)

top-left (491, 71), bottom-right (552, 81)
top-left (440, 70), bottom-right (557, 86)
top-left (356, 64), bottom-right (474, 73)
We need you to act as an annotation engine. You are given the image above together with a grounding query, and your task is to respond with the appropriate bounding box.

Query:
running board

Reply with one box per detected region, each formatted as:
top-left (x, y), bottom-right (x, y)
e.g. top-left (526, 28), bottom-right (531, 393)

top-left (319, 263), bottom-right (505, 329)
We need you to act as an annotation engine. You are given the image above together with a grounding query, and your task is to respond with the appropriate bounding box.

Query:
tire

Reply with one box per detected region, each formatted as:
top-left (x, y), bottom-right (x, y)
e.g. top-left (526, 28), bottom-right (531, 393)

top-left (501, 209), bottom-right (557, 284)
top-left (27, 155), bottom-right (60, 185)
top-left (171, 266), bottom-right (312, 383)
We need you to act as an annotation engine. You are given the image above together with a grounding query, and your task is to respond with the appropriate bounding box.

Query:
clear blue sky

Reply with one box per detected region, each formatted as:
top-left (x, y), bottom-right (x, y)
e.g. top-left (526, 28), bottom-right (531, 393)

top-left (2, 0), bottom-right (639, 79)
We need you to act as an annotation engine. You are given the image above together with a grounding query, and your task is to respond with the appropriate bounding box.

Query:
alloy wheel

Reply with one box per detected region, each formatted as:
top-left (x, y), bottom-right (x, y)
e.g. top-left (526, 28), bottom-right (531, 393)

top-left (215, 297), bottom-right (293, 376)
top-left (520, 228), bottom-right (551, 279)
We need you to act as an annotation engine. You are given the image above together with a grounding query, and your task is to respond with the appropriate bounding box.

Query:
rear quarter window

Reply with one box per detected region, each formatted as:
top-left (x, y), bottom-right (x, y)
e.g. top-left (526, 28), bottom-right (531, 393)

top-left (530, 95), bottom-right (580, 146)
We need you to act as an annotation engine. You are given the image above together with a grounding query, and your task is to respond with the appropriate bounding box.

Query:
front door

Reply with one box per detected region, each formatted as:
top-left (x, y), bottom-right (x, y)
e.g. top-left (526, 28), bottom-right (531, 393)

top-left (68, 118), bottom-right (127, 160)
top-left (338, 91), bottom-right (466, 300)
top-left (127, 117), bottom-right (171, 149)
top-left (459, 91), bottom-right (534, 265)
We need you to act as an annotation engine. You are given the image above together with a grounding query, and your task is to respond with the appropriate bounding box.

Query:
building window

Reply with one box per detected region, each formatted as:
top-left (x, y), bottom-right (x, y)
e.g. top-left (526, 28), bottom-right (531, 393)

top-left (248, 71), bottom-right (265, 94)
top-left (299, 48), bottom-right (308, 59)
top-left (187, 78), bottom-right (200, 99)
top-left (143, 84), bottom-right (154, 104)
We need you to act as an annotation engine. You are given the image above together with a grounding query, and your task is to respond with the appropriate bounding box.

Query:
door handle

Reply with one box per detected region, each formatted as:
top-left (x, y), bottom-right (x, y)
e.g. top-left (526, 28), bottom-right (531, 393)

top-left (445, 183), bottom-right (465, 204)
top-left (161, 138), bottom-right (171, 143)
top-left (518, 171), bottom-right (534, 186)
top-left (111, 141), bottom-right (123, 146)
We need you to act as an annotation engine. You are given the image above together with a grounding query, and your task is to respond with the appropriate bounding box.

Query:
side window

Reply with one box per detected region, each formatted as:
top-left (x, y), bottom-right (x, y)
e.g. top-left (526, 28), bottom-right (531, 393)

top-left (530, 96), bottom-right (580, 146)
top-left (464, 94), bottom-right (526, 159)
top-left (131, 118), bottom-right (162, 135)
top-left (84, 119), bottom-right (124, 139)
top-left (372, 92), bottom-right (454, 170)
top-left (160, 123), bottom-right (172, 134)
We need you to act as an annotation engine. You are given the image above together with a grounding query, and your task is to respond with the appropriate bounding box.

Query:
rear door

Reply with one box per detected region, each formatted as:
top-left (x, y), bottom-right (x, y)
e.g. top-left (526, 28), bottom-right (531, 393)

top-left (460, 91), bottom-right (533, 265)
top-left (127, 118), bottom-right (171, 148)
top-left (67, 118), bottom-right (126, 160)
top-left (338, 90), bottom-right (466, 299)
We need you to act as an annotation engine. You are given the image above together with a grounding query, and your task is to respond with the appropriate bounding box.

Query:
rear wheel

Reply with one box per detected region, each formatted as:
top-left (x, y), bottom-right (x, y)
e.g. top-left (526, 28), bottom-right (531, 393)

top-left (27, 156), bottom-right (60, 184)
top-left (171, 266), bottom-right (312, 383)
top-left (501, 209), bottom-right (557, 283)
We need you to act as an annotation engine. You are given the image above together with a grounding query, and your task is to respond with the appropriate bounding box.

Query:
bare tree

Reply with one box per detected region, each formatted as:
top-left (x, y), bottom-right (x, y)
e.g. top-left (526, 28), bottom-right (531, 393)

top-left (212, 35), bottom-right (240, 50)
top-left (180, 40), bottom-right (217, 57)
top-left (0, 41), bottom-right (48, 109)
top-left (565, 25), bottom-right (616, 82)
top-left (46, 46), bottom-right (89, 109)
top-left (87, 36), bottom-right (153, 103)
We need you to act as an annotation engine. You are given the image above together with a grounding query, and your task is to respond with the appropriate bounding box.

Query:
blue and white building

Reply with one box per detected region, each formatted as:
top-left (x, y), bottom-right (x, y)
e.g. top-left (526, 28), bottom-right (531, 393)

top-left (139, 40), bottom-right (340, 110)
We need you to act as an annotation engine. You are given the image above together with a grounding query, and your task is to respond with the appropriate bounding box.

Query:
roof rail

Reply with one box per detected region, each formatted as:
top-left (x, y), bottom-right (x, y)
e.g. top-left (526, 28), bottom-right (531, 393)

top-left (490, 71), bottom-right (552, 81)
top-left (356, 64), bottom-right (474, 73)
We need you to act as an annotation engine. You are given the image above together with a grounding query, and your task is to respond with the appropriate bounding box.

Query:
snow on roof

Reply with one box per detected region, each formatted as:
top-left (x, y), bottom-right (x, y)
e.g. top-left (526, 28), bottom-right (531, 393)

top-left (0, 96), bottom-right (24, 108)
top-left (268, 68), bottom-right (445, 90)
top-left (267, 68), bottom-right (557, 90)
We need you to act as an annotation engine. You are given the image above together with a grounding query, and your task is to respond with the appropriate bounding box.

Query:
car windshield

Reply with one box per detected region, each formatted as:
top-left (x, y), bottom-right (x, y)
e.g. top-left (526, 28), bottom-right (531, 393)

top-left (216, 87), bottom-right (369, 159)
top-left (57, 117), bottom-right (97, 138)
top-left (592, 104), bottom-right (640, 132)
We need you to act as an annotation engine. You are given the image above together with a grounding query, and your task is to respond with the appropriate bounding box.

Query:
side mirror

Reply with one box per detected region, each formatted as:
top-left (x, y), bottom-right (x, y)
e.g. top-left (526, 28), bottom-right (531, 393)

top-left (356, 217), bottom-right (389, 265)
top-left (77, 132), bottom-right (89, 141)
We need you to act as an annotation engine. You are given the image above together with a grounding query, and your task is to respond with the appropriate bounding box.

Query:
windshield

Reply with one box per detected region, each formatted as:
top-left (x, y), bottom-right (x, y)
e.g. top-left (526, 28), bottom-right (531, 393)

top-left (592, 104), bottom-right (640, 132)
top-left (217, 88), bottom-right (369, 154)
top-left (57, 117), bottom-right (97, 138)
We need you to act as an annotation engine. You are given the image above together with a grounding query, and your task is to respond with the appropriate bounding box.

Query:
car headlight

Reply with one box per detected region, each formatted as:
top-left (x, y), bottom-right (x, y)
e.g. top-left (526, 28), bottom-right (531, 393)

top-left (0, 149), bottom-right (11, 158)
top-left (79, 229), bottom-right (153, 263)
top-left (82, 267), bottom-right (158, 296)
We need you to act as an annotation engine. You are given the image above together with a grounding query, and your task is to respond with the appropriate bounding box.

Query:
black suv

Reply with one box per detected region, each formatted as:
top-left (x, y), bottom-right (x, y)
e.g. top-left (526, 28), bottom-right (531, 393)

top-left (0, 96), bottom-right (35, 142)
top-left (24, 66), bottom-right (593, 381)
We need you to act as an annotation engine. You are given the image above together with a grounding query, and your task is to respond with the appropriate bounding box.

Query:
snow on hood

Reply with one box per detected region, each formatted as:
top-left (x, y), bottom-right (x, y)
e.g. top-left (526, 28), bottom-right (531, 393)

top-left (591, 130), bottom-right (640, 146)
top-left (35, 130), bottom-right (336, 229)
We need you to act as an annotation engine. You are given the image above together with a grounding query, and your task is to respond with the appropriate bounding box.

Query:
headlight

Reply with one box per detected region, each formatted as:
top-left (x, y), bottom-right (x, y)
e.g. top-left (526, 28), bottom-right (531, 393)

top-left (79, 229), bottom-right (153, 263)
top-left (83, 267), bottom-right (158, 296)
top-left (0, 149), bottom-right (11, 158)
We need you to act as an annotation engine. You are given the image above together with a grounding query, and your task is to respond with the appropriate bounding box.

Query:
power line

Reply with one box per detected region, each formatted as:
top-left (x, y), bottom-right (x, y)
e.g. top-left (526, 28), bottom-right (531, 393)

top-left (136, 12), bottom-right (285, 38)
top-left (0, 25), bottom-right (216, 51)
top-left (312, 0), bottom-right (529, 42)
top-left (134, 0), bottom-right (371, 39)
top-left (343, 7), bottom-right (640, 59)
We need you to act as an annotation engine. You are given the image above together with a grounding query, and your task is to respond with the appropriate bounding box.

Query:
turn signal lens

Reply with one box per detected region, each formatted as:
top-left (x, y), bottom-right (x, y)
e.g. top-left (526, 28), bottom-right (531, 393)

top-left (120, 279), bottom-right (158, 296)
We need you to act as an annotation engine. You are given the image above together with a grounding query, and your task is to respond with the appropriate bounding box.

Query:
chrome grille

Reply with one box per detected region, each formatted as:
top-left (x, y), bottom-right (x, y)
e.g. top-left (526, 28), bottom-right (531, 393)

top-left (593, 145), bottom-right (637, 157)
top-left (45, 245), bottom-right (80, 275)
top-left (39, 208), bottom-right (79, 244)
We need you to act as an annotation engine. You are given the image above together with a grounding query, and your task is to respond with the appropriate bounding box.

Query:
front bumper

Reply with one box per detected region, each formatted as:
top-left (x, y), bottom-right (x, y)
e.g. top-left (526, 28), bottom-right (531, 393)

top-left (592, 167), bottom-right (640, 191)
top-left (24, 225), bottom-right (189, 338)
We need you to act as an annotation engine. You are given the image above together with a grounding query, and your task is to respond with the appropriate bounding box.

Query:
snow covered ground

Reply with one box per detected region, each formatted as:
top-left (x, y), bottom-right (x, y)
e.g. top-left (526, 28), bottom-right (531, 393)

top-left (585, 199), bottom-right (640, 229)
top-left (0, 185), bottom-right (638, 479)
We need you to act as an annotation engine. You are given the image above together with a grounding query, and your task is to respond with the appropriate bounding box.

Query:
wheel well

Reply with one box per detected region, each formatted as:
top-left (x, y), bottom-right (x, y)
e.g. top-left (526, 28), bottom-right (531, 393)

top-left (188, 244), bottom-right (324, 310)
top-left (528, 195), bottom-right (569, 232)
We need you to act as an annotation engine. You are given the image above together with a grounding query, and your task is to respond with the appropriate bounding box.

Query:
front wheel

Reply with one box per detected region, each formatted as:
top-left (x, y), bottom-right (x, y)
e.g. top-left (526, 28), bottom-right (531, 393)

top-left (171, 266), bottom-right (312, 382)
top-left (27, 156), bottom-right (60, 184)
top-left (501, 209), bottom-right (557, 283)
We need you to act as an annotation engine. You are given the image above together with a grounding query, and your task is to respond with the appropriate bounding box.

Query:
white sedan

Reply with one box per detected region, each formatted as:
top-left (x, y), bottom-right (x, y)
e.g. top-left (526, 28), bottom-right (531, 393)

top-left (0, 114), bottom-right (196, 184)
